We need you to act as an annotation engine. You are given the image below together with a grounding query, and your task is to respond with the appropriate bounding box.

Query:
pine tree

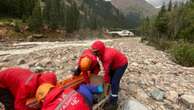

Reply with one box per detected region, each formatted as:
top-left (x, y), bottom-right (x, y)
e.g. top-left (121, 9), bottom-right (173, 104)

top-left (89, 13), bottom-right (98, 30)
top-left (65, 1), bottom-right (80, 33)
top-left (29, 0), bottom-right (42, 31)
top-left (155, 4), bottom-right (169, 38)
top-left (168, 0), bottom-right (172, 11)
top-left (43, 0), bottom-right (61, 29)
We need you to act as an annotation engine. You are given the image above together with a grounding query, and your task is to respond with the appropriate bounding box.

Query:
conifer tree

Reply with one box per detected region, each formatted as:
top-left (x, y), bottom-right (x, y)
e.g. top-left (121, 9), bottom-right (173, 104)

top-left (29, 0), bottom-right (42, 31)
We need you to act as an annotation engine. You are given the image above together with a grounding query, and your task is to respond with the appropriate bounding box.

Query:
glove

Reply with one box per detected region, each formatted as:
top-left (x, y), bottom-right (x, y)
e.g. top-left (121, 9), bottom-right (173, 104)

top-left (97, 85), bottom-right (103, 93)
top-left (71, 67), bottom-right (81, 76)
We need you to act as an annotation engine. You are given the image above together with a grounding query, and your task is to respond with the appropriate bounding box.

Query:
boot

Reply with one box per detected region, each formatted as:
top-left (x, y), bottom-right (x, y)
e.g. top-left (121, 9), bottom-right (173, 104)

top-left (103, 97), bottom-right (118, 110)
top-left (103, 103), bottom-right (118, 110)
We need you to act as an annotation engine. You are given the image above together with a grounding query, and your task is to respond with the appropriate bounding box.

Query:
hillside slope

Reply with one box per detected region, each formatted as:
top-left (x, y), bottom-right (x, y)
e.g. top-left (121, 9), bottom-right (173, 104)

top-left (111, 0), bottom-right (159, 16)
top-left (79, 0), bottom-right (126, 28)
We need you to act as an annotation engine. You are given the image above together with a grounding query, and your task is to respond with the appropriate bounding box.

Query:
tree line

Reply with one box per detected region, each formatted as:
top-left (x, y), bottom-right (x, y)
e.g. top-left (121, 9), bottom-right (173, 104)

top-left (0, 0), bottom-right (127, 33)
top-left (30, 0), bottom-right (80, 33)
top-left (0, 0), bottom-right (80, 33)
top-left (139, 0), bottom-right (194, 67)
top-left (140, 0), bottom-right (194, 43)
top-left (0, 0), bottom-right (35, 19)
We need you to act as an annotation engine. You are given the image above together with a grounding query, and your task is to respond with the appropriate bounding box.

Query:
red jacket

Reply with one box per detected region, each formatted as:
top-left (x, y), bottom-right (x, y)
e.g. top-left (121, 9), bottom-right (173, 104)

top-left (78, 49), bottom-right (100, 83)
top-left (91, 40), bottom-right (128, 83)
top-left (41, 87), bottom-right (90, 110)
top-left (0, 67), bottom-right (57, 110)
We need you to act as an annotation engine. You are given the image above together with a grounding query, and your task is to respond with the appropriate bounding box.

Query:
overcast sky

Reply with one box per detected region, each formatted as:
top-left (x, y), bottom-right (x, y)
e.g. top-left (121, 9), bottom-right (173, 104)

top-left (146, 0), bottom-right (186, 8)
top-left (105, 0), bottom-right (186, 8)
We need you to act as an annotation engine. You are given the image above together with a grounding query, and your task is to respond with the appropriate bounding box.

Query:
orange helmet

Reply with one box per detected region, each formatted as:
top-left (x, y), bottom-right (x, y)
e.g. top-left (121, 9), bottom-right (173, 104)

top-left (80, 57), bottom-right (92, 71)
top-left (35, 83), bottom-right (54, 103)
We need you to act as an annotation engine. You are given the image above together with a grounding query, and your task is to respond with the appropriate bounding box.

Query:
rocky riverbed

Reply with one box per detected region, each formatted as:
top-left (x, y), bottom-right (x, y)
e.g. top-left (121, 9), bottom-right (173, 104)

top-left (0, 37), bottom-right (194, 110)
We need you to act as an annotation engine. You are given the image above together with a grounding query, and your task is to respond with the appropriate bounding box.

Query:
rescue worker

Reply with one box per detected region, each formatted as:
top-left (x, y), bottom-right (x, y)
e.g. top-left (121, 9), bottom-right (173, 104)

top-left (73, 49), bottom-right (100, 83)
top-left (0, 67), bottom-right (57, 110)
top-left (36, 83), bottom-right (103, 110)
top-left (91, 40), bottom-right (128, 109)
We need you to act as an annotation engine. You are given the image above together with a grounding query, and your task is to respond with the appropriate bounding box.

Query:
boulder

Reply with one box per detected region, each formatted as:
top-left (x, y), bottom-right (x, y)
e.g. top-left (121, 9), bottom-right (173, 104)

top-left (130, 62), bottom-right (139, 67)
top-left (165, 91), bottom-right (178, 102)
top-left (17, 58), bottom-right (26, 65)
top-left (150, 89), bottom-right (165, 101)
top-left (2, 56), bottom-right (9, 62)
top-left (181, 95), bottom-right (194, 109)
top-left (40, 58), bottom-right (52, 66)
top-left (27, 35), bottom-right (33, 42)
top-left (32, 34), bottom-right (44, 38)
top-left (31, 66), bottom-right (45, 73)
top-left (71, 55), bottom-right (77, 61)
top-left (27, 34), bottom-right (44, 41)
top-left (123, 99), bottom-right (149, 110)
top-left (18, 64), bottom-right (29, 69)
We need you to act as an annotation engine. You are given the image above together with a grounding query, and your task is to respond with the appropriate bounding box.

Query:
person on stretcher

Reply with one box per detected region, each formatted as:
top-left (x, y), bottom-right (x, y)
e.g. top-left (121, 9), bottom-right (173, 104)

top-left (36, 83), bottom-right (103, 110)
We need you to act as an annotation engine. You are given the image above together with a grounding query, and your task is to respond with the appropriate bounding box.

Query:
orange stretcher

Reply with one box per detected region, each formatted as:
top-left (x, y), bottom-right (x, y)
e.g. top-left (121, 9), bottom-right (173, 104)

top-left (57, 73), bottom-right (89, 89)
top-left (26, 73), bottom-right (88, 107)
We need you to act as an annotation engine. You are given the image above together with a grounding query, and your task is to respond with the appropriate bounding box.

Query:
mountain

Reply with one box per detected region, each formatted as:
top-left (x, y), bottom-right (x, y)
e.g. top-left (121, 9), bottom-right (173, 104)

top-left (111, 0), bottom-right (159, 17)
top-left (44, 0), bottom-right (126, 29)
top-left (77, 0), bottom-right (126, 28)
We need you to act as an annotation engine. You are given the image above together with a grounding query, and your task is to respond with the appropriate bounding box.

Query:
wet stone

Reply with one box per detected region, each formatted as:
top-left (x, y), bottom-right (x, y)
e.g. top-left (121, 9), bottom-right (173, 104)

top-left (17, 58), bottom-right (26, 65)
top-left (181, 95), bottom-right (194, 109)
top-left (123, 100), bottom-right (149, 110)
top-left (150, 89), bottom-right (165, 101)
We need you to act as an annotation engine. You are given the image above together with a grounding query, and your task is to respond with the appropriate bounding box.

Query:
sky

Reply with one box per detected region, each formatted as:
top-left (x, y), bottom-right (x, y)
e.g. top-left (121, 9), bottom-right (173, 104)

top-left (105, 0), bottom-right (186, 8)
top-left (146, 0), bottom-right (186, 8)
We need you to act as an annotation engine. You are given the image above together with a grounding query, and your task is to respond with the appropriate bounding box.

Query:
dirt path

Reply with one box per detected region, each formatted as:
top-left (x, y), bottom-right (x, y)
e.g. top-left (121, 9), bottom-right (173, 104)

top-left (0, 37), bottom-right (194, 110)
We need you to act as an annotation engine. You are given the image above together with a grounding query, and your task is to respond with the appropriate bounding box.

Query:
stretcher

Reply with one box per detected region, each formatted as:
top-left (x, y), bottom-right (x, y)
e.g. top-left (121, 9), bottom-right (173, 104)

top-left (26, 73), bottom-right (108, 110)
top-left (57, 74), bottom-right (86, 89)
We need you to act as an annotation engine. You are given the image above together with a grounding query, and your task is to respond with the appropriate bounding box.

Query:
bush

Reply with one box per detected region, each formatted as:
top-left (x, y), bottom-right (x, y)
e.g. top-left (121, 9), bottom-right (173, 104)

top-left (141, 37), bottom-right (148, 43)
top-left (157, 40), bottom-right (174, 50)
top-left (147, 39), bottom-right (175, 51)
top-left (14, 21), bottom-right (20, 32)
top-left (171, 43), bottom-right (194, 67)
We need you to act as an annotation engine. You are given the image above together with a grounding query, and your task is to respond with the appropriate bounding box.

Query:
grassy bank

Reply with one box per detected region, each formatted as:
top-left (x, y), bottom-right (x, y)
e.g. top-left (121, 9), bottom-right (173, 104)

top-left (170, 42), bottom-right (194, 67)
top-left (142, 38), bottom-right (194, 67)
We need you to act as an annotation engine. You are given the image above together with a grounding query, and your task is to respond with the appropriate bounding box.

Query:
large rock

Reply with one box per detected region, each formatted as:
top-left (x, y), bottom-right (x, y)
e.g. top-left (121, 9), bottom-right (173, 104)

top-left (2, 56), bottom-right (9, 62)
top-left (32, 34), bottom-right (44, 38)
top-left (40, 58), bottom-right (52, 66)
top-left (150, 89), bottom-right (165, 101)
top-left (181, 95), bottom-right (194, 109)
top-left (128, 83), bottom-right (138, 96)
top-left (17, 58), bottom-right (26, 65)
top-left (31, 66), bottom-right (45, 73)
top-left (123, 100), bottom-right (149, 110)
top-left (27, 35), bottom-right (33, 42)
top-left (130, 62), bottom-right (139, 67)
top-left (165, 91), bottom-right (178, 102)
top-left (27, 34), bottom-right (44, 41)
top-left (19, 64), bottom-right (29, 69)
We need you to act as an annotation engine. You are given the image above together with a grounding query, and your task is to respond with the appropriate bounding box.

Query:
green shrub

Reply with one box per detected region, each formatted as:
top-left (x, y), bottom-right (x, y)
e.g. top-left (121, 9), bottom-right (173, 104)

top-left (148, 39), bottom-right (175, 51)
top-left (171, 43), bottom-right (194, 67)
top-left (14, 20), bottom-right (21, 32)
top-left (141, 37), bottom-right (147, 43)
top-left (157, 40), bottom-right (174, 50)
